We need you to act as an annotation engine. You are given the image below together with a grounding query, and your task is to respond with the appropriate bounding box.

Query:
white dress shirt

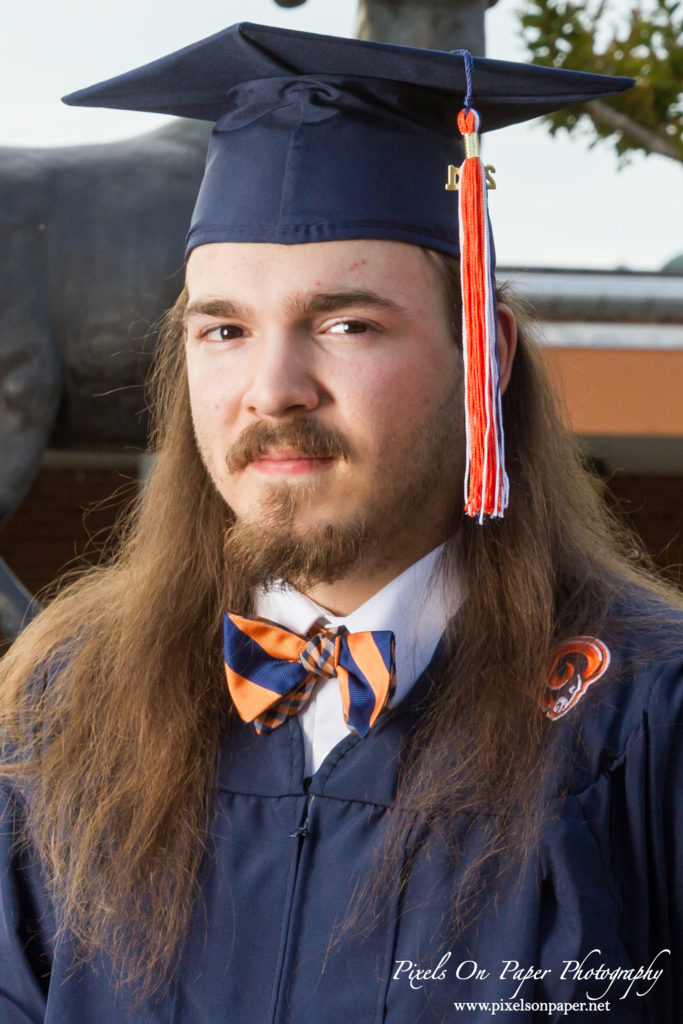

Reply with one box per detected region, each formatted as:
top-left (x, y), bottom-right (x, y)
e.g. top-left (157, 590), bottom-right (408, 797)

top-left (255, 543), bottom-right (459, 775)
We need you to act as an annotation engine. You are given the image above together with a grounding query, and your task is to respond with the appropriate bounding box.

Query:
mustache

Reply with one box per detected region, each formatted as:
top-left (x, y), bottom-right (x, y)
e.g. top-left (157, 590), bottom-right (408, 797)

top-left (225, 419), bottom-right (353, 473)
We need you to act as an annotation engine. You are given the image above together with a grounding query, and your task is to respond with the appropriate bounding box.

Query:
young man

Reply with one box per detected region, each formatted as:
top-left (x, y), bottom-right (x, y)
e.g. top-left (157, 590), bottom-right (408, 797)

top-left (1, 23), bottom-right (681, 1024)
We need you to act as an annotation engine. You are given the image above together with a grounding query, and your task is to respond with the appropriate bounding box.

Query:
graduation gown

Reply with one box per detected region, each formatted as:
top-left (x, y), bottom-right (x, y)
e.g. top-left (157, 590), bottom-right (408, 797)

top-left (1, 629), bottom-right (682, 1023)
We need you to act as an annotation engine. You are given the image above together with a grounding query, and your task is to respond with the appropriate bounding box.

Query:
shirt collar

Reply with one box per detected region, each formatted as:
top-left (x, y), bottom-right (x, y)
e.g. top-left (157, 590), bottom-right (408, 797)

top-left (255, 541), bottom-right (460, 704)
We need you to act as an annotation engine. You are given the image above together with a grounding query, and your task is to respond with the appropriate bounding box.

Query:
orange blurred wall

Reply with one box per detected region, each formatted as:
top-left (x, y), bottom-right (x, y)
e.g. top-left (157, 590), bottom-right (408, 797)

top-left (542, 348), bottom-right (683, 437)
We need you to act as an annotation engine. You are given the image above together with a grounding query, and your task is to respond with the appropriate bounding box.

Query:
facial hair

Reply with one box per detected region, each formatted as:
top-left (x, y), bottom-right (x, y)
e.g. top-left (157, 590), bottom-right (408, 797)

top-left (222, 418), bottom-right (370, 590)
top-left (221, 382), bottom-right (464, 592)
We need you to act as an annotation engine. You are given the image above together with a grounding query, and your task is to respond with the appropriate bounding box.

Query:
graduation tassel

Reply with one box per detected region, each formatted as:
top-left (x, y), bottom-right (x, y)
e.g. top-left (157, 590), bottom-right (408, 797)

top-left (456, 106), bottom-right (509, 522)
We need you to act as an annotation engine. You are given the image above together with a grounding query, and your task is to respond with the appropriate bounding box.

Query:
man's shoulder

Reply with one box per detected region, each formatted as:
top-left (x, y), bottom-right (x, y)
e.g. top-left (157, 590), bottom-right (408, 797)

top-left (597, 594), bottom-right (683, 730)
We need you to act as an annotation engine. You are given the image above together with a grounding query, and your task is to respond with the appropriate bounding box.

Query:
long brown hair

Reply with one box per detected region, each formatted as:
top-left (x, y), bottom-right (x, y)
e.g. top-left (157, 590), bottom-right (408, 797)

top-left (0, 251), bottom-right (679, 993)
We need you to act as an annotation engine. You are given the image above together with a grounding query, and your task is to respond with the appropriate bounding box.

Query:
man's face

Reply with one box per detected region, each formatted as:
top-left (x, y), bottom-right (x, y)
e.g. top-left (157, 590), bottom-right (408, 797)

top-left (184, 239), bottom-right (464, 587)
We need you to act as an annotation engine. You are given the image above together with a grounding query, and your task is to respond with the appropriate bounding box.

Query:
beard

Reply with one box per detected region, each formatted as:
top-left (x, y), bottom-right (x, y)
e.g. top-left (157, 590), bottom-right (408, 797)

top-left (223, 485), bottom-right (373, 592)
top-left (222, 418), bottom-right (372, 591)
top-left (220, 388), bottom-right (464, 592)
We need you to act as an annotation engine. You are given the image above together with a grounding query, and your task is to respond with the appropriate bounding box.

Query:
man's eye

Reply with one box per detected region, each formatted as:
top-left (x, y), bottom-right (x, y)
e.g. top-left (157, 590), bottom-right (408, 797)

top-left (327, 320), bottom-right (371, 335)
top-left (204, 324), bottom-right (244, 341)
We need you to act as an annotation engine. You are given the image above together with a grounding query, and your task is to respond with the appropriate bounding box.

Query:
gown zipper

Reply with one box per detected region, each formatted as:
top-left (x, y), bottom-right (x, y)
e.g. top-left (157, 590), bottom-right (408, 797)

top-left (266, 793), bottom-right (316, 1024)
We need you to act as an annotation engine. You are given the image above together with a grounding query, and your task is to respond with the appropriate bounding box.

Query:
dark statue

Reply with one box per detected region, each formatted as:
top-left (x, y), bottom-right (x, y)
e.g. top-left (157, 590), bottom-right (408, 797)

top-left (0, 121), bottom-right (209, 524)
top-left (0, 122), bottom-right (210, 635)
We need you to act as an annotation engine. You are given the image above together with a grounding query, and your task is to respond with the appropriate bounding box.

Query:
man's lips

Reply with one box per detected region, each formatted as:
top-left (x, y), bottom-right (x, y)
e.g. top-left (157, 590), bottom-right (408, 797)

top-left (249, 448), bottom-right (336, 475)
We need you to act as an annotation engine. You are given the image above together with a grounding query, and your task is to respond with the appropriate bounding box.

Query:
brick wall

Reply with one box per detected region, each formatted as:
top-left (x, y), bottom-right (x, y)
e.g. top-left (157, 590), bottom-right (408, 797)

top-left (606, 475), bottom-right (683, 587)
top-left (0, 465), bottom-right (138, 600)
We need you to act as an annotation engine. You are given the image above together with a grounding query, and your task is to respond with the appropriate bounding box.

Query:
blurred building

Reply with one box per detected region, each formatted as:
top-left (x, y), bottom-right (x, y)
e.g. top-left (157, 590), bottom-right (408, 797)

top-left (504, 265), bottom-right (683, 578)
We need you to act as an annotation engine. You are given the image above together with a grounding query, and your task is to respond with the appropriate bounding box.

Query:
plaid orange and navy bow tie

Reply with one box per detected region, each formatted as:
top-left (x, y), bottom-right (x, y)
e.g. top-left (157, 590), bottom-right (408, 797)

top-left (223, 612), bottom-right (396, 736)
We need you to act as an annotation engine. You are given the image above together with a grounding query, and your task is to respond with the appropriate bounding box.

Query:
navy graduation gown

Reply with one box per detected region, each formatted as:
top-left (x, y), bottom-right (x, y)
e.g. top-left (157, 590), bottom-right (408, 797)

top-left (1, 632), bottom-right (683, 1023)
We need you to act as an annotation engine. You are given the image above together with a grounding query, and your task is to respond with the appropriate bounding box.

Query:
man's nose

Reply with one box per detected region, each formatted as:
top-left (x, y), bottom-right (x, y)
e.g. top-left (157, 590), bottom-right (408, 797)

top-left (241, 331), bottom-right (321, 418)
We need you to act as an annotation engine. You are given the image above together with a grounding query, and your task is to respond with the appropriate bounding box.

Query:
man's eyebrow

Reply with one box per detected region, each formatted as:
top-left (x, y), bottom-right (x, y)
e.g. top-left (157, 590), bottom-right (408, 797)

top-left (287, 290), bottom-right (407, 317)
top-left (183, 290), bottom-right (407, 322)
top-left (183, 298), bottom-right (250, 321)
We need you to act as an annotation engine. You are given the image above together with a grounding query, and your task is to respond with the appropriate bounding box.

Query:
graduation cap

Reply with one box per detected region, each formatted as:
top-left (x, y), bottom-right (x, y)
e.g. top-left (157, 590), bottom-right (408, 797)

top-left (63, 23), bottom-right (633, 521)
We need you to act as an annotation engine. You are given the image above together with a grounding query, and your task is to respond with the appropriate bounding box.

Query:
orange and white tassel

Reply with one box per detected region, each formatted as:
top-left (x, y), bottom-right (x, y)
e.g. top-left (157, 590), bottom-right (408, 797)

top-left (457, 107), bottom-right (508, 522)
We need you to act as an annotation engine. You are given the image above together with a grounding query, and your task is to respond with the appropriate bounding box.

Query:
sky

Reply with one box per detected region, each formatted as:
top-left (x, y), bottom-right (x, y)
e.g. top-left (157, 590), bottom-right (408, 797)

top-left (1, 0), bottom-right (681, 270)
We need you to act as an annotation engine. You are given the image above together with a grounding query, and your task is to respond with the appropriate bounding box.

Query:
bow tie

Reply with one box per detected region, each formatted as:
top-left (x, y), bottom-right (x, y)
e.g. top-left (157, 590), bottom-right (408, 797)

top-left (223, 612), bottom-right (396, 737)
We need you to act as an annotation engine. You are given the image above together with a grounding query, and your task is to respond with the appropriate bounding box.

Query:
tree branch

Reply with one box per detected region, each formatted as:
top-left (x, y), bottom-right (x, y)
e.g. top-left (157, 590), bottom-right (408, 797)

top-left (584, 99), bottom-right (683, 163)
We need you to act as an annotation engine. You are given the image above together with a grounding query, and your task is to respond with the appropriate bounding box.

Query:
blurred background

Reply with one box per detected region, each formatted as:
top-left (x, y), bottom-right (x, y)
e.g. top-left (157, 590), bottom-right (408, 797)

top-left (1, 0), bottom-right (681, 639)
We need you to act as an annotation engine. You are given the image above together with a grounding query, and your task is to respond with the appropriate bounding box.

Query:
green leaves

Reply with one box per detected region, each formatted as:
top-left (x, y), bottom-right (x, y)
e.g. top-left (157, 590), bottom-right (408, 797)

top-left (519, 0), bottom-right (683, 163)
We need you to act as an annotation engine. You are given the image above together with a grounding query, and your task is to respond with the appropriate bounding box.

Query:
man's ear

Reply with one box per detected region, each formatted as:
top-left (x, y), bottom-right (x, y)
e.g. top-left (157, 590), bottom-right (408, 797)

top-left (496, 303), bottom-right (517, 394)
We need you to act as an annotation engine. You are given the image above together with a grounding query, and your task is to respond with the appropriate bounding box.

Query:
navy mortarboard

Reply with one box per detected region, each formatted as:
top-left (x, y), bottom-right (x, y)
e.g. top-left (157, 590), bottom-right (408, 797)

top-left (63, 23), bottom-right (633, 519)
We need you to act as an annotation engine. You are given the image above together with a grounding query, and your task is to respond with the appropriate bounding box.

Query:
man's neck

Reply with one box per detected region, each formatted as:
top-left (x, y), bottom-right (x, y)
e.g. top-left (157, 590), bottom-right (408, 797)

top-left (302, 543), bottom-right (450, 616)
top-left (305, 575), bottom-right (396, 617)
